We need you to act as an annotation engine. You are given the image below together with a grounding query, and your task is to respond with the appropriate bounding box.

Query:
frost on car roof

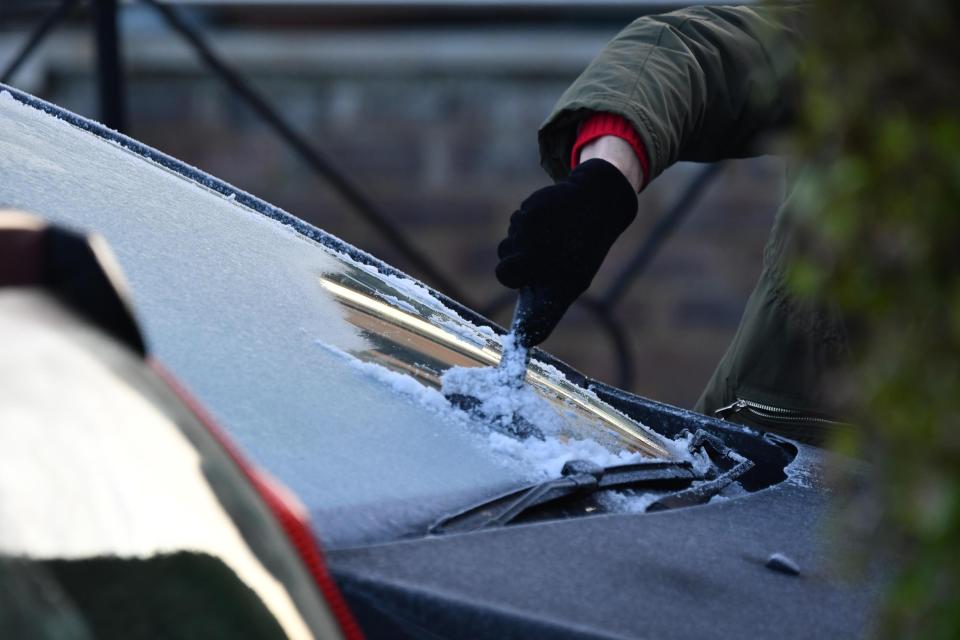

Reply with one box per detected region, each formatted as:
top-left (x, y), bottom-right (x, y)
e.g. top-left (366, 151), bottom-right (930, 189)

top-left (0, 88), bottom-right (676, 546)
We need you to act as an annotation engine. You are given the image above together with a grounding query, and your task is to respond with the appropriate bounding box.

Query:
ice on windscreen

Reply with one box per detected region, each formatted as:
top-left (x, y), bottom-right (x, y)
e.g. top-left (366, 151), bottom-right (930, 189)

top-left (322, 340), bottom-right (700, 488)
top-left (0, 88), bottom-right (700, 541)
top-left (331, 246), bottom-right (685, 476)
top-left (438, 333), bottom-right (562, 438)
top-left (324, 342), bottom-right (728, 516)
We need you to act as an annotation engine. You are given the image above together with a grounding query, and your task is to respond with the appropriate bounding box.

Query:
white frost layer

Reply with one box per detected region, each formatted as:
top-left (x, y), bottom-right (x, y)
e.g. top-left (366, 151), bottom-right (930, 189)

top-left (316, 341), bottom-right (453, 411)
top-left (785, 453), bottom-right (817, 489)
top-left (437, 319), bottom-right (490, 346)
top-left (668, 431), bottom-right (714, 476)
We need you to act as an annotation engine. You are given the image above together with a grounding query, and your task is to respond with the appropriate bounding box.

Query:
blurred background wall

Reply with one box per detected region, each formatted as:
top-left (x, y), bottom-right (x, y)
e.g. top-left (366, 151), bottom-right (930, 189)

top-left (0, 0), bottom-right (783, 409)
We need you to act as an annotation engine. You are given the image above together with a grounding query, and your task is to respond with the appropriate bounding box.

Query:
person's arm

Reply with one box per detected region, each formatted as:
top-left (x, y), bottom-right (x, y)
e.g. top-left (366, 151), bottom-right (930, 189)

top-left (497, 5), bottom-right (805, 347)
top-left (539, 4), bottom-right (805, 184)
top-left (573, 112), bottom-right (649, 191)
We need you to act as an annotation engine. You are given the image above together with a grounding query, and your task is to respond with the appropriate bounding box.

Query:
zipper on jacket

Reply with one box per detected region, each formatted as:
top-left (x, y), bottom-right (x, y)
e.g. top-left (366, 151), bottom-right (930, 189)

top-left (714, 398), bottom-right (843, 426)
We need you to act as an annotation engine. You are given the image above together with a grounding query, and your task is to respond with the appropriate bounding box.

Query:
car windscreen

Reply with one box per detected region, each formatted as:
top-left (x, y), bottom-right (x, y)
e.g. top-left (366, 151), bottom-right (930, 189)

top-left (0, 88), bottom-right (677, 547)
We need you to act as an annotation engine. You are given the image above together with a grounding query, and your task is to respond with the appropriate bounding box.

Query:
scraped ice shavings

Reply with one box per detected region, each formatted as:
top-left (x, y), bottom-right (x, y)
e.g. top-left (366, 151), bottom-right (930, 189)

top-left (316, 339), bottom-right (653, 474)
top-left (290, 180), bottom-right (728, 506)
top-left (317, 331), bottom-right (719, 515)
top-left (668, 429), bottom-right (714, 476)
top-left (440, 333), bottom-right (559, 439)
top-left (485, 431), bottom-right (644, 478)
top-left (597, 490), bottom-right (662, 514)
top-left (592, 431), bottom-right (715, 513)
top-left (440, 334), bottom-right (695, 473)
top-left (322, 261), bottom-right (726, 494)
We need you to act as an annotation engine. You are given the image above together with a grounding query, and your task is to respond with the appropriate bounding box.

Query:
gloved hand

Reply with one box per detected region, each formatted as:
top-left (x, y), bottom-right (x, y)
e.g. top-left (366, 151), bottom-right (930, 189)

top-left (496, 158), bottom-right (638, 346)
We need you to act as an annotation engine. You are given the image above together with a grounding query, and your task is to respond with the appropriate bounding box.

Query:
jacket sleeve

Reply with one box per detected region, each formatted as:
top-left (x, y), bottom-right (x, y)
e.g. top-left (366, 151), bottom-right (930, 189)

top-left (539, 4), bottom-right (806, 183)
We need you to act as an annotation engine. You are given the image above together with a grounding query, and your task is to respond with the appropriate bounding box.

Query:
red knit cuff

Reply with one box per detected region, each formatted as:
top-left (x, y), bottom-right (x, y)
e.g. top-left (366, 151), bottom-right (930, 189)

top-left (570, 112), bottom-right (649, 189)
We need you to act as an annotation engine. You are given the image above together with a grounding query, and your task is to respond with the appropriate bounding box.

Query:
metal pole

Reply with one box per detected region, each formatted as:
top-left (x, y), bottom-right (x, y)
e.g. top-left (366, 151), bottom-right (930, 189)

top-left (93, 0), bottom-right (126, 132)
top-left (578, 295), bottom-right (636, 390)
top-left (601, 162), bottom-right (722, 308)
top-left (1, 0), bottom-right (80, 85)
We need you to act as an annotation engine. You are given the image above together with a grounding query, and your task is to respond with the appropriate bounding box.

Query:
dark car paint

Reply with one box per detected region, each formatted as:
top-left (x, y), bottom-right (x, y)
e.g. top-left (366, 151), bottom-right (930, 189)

top-left (325, 395), bottom-right (876, 640)
top-left (329, 459), bottom-right (877, 640)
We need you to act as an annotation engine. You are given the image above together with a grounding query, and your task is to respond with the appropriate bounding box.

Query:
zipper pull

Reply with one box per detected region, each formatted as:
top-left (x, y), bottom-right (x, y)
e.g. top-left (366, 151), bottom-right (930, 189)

top-left (714, 399), bottom-right (747, 419)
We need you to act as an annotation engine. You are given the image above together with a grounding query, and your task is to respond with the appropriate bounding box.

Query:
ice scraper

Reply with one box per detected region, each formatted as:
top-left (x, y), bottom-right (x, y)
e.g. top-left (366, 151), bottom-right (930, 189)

top-left (497, 287), bottom-right (535, 388)
top-left (443, 287), bottom-right (543, 439)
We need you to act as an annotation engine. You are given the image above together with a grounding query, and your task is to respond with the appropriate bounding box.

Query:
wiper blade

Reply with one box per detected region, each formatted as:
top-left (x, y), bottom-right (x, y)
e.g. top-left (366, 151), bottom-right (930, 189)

top-left (430, 459), bottom-right (695, 535)
top-left (429, 430), bottom-right (753, 535)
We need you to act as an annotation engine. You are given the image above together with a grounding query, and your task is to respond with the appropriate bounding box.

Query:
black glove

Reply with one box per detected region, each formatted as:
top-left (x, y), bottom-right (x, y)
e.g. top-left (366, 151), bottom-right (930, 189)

top-left (496, 158), bottom-right (638, 346)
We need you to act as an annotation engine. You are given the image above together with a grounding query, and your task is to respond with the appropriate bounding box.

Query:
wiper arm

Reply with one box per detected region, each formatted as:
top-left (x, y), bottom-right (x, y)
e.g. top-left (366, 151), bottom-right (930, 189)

top-left (647, 438), bottom-right (754, 512)
top-left (429, 430), bottom-right (753, 535)
top-left (430, 459), bottom-right (695, 535)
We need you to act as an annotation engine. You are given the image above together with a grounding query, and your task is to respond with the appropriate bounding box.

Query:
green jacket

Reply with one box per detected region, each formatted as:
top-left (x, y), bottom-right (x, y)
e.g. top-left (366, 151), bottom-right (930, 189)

top-left (539, 5), bottom-right (849, 443)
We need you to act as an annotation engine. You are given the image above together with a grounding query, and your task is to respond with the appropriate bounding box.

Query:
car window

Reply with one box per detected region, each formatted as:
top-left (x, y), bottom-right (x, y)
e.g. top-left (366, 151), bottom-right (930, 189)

top-left (0, 89), bottom-right (674, 547)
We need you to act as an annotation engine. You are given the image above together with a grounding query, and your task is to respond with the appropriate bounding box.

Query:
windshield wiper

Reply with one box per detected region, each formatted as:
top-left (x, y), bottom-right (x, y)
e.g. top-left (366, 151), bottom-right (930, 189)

top-left (429, 430), bottom-right (753, 535)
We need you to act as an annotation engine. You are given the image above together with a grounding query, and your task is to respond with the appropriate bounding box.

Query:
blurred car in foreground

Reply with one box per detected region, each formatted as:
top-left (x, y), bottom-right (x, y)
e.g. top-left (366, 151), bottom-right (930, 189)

top-left (0, 213), bottom-right (360, 639)
top-left (0, 84), bottom-right (879, 638)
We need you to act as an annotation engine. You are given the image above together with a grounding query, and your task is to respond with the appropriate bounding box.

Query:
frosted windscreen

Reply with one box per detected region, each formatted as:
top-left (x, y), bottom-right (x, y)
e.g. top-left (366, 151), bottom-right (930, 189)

top-left (0, 90), bottom-right (672, 547)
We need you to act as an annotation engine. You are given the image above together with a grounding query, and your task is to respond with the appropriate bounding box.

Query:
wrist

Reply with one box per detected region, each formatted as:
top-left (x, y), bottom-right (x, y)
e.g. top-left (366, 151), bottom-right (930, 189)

top-left (578, 136), bottom-right (644, 192)
top-left (570, 158), bottom-right (639, 233)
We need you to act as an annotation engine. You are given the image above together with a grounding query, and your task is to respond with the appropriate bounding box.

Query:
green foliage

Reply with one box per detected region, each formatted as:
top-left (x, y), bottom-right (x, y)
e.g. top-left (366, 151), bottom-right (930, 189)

top-left (789, 1), bottom-right (960, 637)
